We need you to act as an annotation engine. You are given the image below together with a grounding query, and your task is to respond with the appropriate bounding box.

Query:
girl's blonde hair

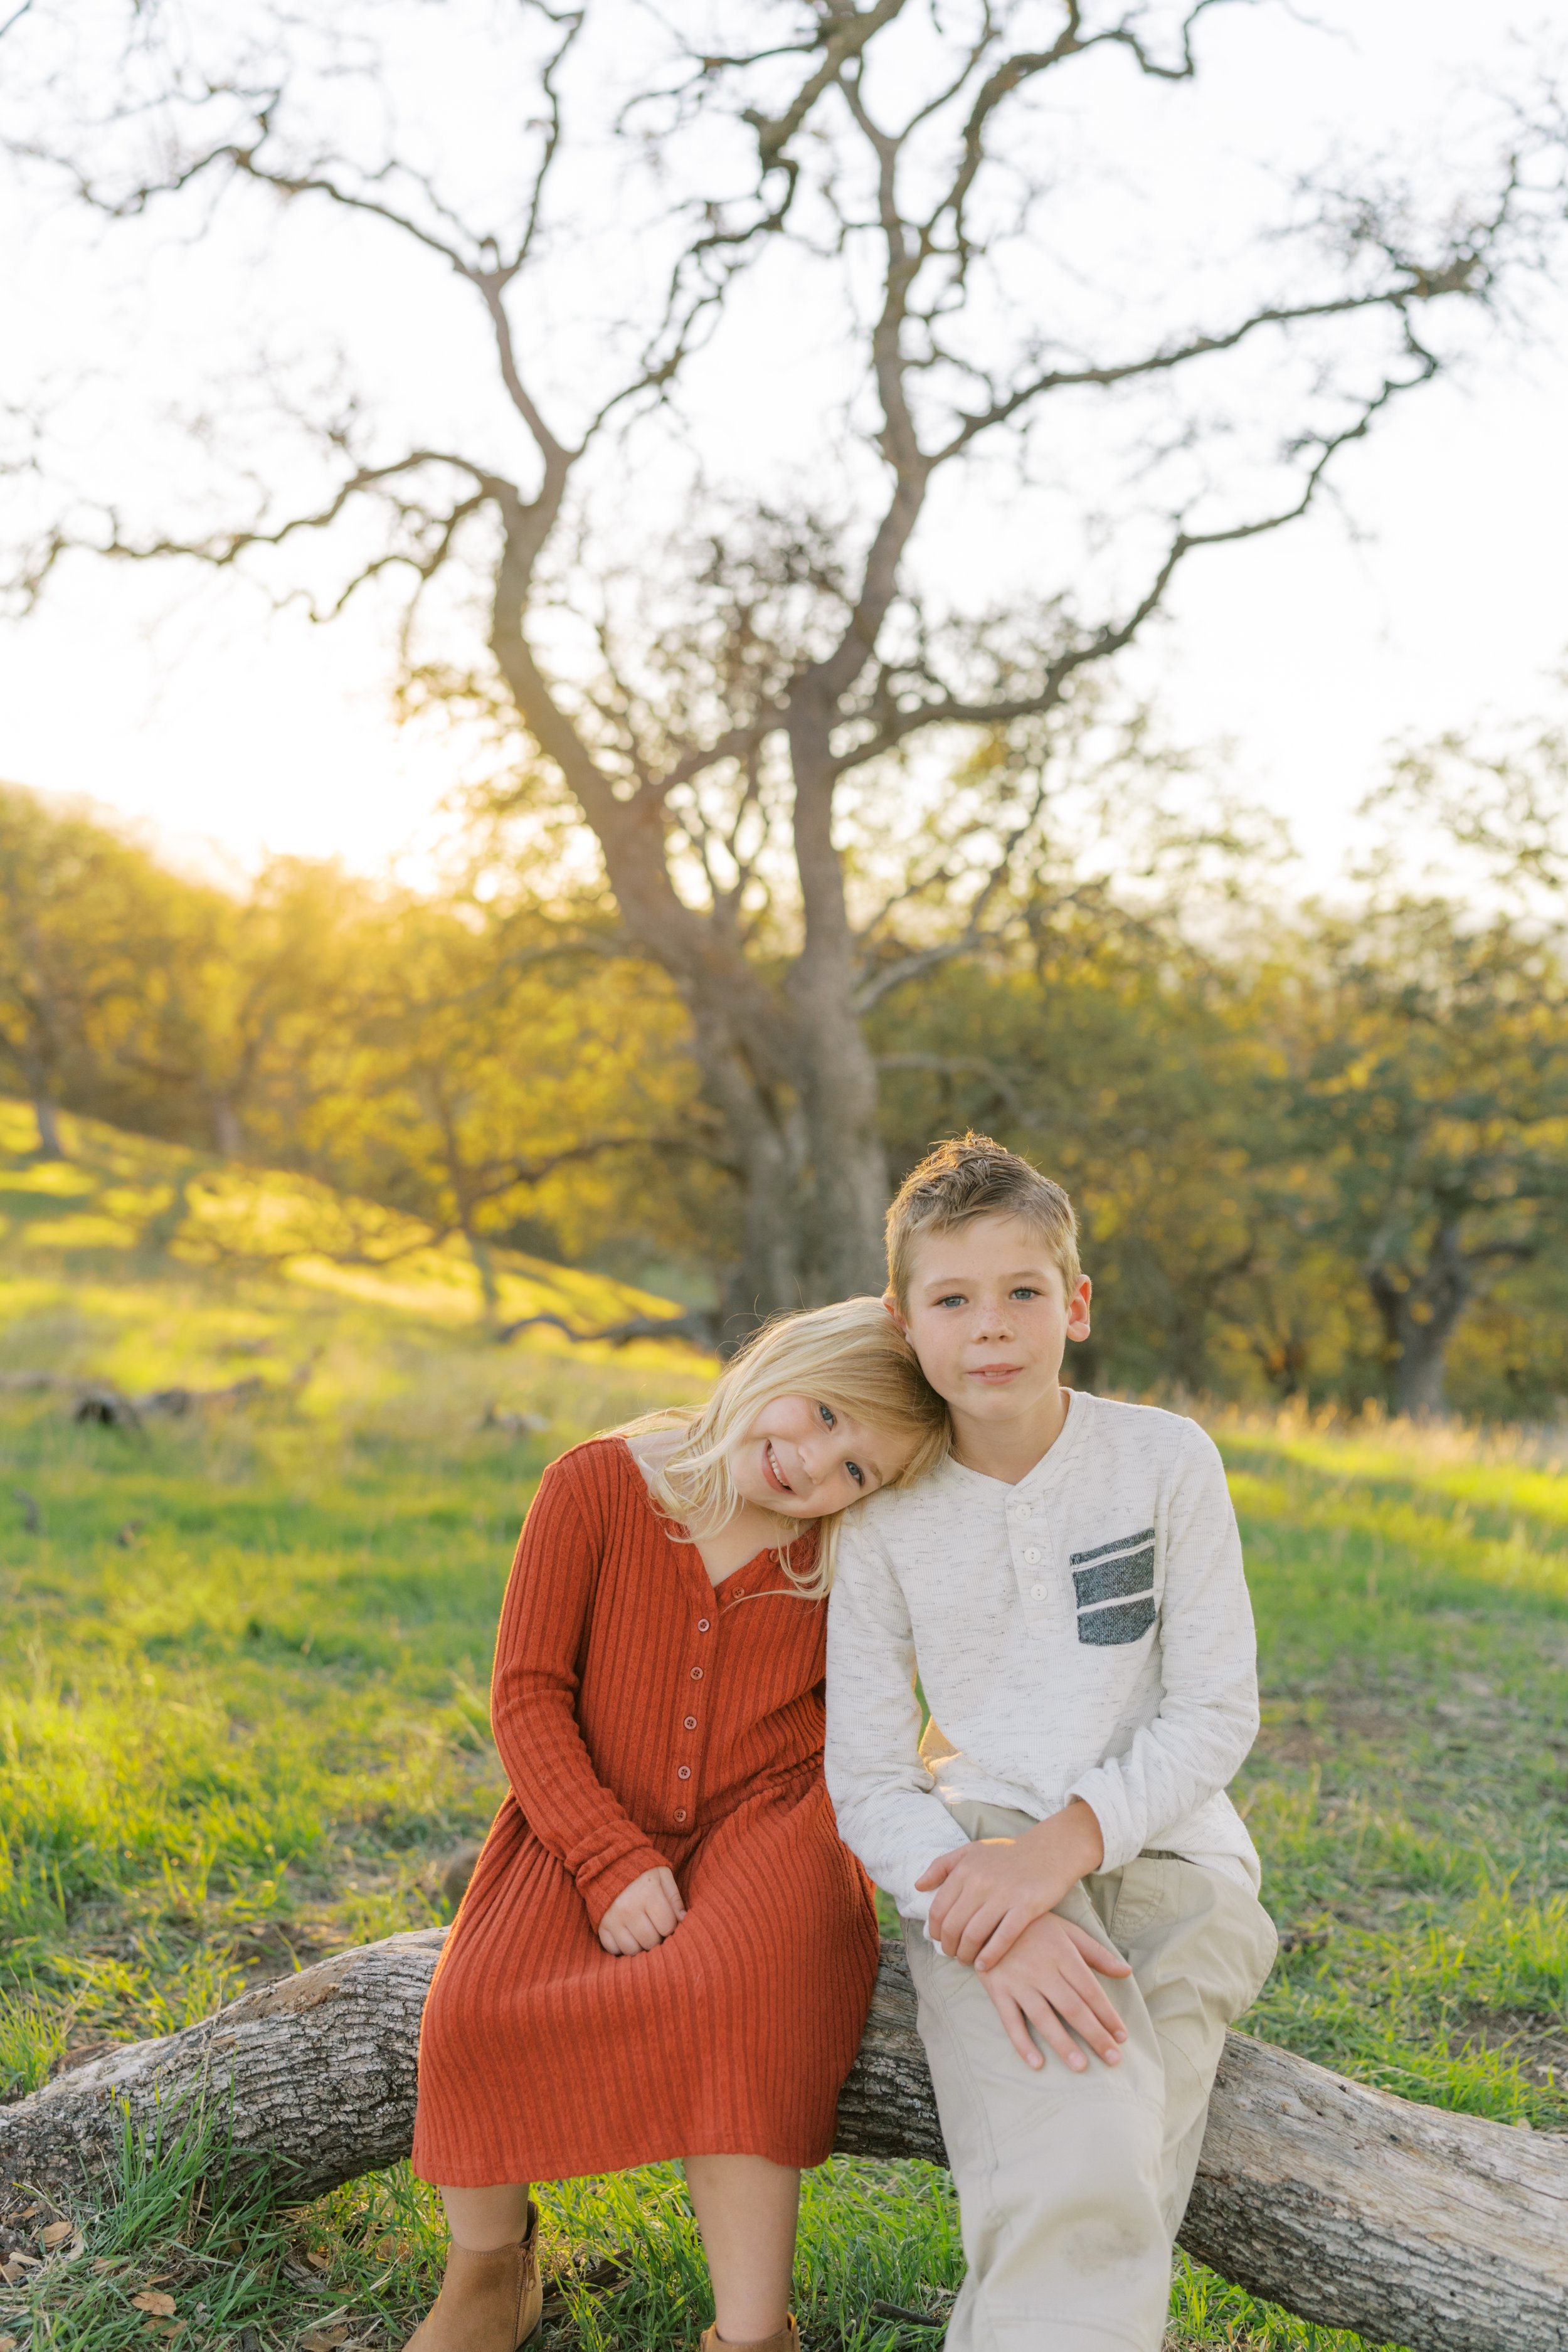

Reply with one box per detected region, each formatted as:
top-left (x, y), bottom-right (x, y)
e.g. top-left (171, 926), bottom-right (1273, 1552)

top-left (618, 1296), bottom-right (948, 1599)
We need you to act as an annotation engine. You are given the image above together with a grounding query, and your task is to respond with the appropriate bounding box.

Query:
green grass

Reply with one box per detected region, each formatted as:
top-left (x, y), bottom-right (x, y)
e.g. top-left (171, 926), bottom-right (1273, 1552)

top-left (1224, 1422), bottom-right (1568, 2132)
top-left (2, 1110), bottom-right (1566, 2351)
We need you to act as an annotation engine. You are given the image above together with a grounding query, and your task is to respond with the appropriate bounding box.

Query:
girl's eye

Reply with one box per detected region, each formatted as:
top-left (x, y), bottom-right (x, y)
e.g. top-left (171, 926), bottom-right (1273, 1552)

top-left (845, 1459), bottom-right (866, 1486)
top-left (1010, 1286), bottom-right (1040, 1300)
top-left (817, 1402), bottom-right (836, 1428)
top-left (936, 1294), bottom-right (965, 1308)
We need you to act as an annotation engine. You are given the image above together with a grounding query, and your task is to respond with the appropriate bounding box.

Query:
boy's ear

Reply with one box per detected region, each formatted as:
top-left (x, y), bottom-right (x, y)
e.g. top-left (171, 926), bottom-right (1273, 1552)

top-left (882, 1286), bottom-right (911, 1336)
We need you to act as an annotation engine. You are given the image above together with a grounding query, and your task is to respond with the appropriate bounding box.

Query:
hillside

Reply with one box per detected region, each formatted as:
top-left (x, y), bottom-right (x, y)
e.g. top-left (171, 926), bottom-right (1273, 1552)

top-left (0, 1094), bottom-right (693, 1365)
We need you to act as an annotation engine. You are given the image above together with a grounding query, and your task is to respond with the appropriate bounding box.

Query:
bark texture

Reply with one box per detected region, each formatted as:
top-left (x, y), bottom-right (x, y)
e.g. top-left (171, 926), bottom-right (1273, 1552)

top-left (1368, 1224), bottom-right (1473, 1419)
top-left (4, 1932), bottom-right (1567, 2351)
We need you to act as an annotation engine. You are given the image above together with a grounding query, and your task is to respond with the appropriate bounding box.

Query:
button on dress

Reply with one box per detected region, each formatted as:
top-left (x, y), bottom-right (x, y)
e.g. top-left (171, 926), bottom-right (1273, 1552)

top-left (411, 1438), bottom-right (882, 2187)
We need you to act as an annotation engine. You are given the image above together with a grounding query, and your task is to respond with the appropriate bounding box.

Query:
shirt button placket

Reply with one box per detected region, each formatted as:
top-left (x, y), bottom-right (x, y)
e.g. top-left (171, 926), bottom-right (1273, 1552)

top-left (1015, 1508), bottom-right (1047, 1614)
top-left (678, 1613), bottom-right (712, 1825)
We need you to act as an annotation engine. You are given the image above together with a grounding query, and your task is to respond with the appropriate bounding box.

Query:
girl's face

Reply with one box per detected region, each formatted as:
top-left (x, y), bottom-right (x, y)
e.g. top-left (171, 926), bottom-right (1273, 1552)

top-left (730, 1392), bottom-right (919, 1520)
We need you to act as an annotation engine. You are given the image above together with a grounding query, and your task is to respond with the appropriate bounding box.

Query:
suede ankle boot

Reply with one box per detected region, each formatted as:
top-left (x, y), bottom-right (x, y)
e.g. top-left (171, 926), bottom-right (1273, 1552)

top-left (403, 2200), bottom-right (543, 2352)
top-left (699, 2314), bottom-right (800, 2352)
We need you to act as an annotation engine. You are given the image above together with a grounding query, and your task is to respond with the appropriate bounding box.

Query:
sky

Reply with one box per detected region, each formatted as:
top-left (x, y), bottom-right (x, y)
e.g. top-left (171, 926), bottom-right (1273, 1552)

top-left (1, 0), bottom-right (1565, 891)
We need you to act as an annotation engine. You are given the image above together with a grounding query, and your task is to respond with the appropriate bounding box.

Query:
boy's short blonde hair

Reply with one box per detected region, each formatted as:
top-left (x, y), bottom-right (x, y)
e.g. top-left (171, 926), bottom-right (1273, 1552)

top-left (886, 1133), bottom-right (1082, 1308)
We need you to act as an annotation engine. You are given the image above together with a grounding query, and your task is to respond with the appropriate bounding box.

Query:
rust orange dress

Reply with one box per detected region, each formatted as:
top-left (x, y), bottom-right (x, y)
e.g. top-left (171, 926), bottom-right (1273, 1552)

top-left (410, 1436), bottom-right (882, 2187)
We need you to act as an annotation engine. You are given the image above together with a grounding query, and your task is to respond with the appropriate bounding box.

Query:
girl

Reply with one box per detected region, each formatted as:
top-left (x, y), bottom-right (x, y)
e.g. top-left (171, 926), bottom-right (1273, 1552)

top-left (407, 1296), bottom-right (948, 2352)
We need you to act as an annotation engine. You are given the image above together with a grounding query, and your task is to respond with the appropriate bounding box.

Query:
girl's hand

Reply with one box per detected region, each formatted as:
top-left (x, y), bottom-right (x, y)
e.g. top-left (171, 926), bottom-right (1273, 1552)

top-left (598, 1866), bottom-right (687, 1954)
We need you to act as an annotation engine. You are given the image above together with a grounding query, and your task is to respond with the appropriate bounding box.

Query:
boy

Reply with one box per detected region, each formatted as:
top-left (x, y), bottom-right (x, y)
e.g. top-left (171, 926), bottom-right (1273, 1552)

top-left (825, 1135), bottom-right (1276, 2352)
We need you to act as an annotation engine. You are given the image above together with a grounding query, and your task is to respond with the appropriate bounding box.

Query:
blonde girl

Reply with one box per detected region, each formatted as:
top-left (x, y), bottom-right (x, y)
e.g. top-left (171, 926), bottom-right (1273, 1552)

top-left (408, 1297), bottom-right (948, 2352)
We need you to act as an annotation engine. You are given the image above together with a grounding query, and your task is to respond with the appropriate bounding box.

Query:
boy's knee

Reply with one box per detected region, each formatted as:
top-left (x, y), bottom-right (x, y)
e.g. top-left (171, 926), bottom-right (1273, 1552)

top-left (983, 2088), bottom-right (1167, 2257)
top-left (965, 2119), bottom-right (1172, 2351)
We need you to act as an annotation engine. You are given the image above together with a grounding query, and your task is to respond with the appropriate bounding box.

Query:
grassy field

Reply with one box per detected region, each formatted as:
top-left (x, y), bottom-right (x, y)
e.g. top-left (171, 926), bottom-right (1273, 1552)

top-left (1, 1104), bottom-right (1565, 2352)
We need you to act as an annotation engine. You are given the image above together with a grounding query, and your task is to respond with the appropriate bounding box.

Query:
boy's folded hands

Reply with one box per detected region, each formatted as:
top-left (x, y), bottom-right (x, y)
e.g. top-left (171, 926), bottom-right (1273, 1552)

top-left (916, 1804), bottom-right (1130, 2070)
top-left (978, 1913), bottom-right (1131, 2072)
top-left (598, 1865), bottom-right (687, 1954)
top-left (916, 1797), bottom-right (1106, 1969)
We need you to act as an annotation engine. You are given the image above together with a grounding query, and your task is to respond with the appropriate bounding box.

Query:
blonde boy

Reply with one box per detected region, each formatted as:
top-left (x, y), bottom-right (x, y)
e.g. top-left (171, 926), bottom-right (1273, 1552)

top-left (825, 1135), bottom-right (1276, 2352)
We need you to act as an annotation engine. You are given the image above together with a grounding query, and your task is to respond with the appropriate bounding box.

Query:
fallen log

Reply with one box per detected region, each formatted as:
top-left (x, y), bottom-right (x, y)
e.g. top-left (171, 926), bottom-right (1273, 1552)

top-left (3, 1932), bottom-right (1565, 2352)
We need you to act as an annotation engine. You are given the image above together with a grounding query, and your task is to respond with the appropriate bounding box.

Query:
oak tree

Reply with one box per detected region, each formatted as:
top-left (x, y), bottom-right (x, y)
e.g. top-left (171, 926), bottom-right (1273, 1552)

top-left (6, 0), bottom-right (1564, 1328)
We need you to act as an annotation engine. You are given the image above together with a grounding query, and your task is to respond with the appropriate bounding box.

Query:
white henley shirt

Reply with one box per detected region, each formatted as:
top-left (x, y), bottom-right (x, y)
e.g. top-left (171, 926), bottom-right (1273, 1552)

top-left (825, 1390), bottom-right (1261, 1926)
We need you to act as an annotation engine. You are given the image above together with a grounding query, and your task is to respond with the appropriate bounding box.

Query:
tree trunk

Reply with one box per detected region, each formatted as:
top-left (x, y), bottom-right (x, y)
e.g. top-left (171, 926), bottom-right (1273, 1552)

top-left (631, 919), bottom-right (887, 1330)
top-left (786, 737), bottom-right (892, 1305)
top-left (794, 994), bottom-right (891, 1305)
top-left (680, 990), bottom-right (811, 1333)
top-left (678, 960), bottom-right (887, 1327)
top-left (6, 1933), bottom-right (1566, 2352)
top-left (1368, 1225), bottom-right (1473, 1418)
top-left (210, 1097), bottom-right (245, 1160)
top-left (30, 1094), bottom-right (65, 1159)
top-left (467, 1229), bottom-right (501, 1322)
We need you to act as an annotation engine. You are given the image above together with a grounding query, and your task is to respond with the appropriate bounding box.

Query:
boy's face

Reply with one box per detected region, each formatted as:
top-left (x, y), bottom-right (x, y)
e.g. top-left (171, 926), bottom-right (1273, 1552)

top-left (890, 1212), bottom-right (1091, 1432)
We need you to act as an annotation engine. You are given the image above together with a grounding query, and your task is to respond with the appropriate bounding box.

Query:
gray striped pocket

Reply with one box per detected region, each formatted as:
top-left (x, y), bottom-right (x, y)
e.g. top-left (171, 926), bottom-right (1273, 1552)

top-left (1077, 1594), bottom-right (1157, 1645)
top-left (1069, 1528), bottom-right (1156, 1646)
top-left (1073, 1545), bottom-right (1155, 1607)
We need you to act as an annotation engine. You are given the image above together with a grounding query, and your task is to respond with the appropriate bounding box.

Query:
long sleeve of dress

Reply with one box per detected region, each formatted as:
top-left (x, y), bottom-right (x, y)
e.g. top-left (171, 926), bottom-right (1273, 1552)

top-left (489, 1456), bottom-right (672, 1927)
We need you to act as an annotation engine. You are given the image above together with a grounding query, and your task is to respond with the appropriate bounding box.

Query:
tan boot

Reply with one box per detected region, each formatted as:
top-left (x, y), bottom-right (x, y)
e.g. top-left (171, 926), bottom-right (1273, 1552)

top-left (698, 2316), bottom-right (800, 2352)
top-left (404, 2200), bottom-right (543, 2352)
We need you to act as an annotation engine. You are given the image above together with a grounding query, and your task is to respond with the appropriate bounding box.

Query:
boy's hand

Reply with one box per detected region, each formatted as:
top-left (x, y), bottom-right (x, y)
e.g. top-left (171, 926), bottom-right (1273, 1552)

top-left (916, 1799), bottom-right (1105, 1969)
top-left (598, 1866), bottom-right (686, 1954)
top-left (978, 1912), bottom-right (1131, 2072)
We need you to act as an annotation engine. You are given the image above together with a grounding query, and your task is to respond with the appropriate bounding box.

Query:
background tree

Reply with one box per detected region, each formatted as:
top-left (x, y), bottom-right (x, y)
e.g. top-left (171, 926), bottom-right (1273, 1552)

top-left (0, 783), bottom-right (157, 1157)
top-left (6, 0), bottom-right (1563, 1331)
top-left (300, 889), bottom-right (716, 1316)
top-left (1283, 900), bottom-right (1568, 1417)
top-left (109, 856), bottom-right (361, 1160)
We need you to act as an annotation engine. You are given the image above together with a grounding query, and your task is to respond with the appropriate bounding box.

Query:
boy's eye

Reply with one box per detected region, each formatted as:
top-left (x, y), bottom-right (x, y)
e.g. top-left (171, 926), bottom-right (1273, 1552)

top-left (817, 1402), bottom-right (836, 1428)
top-left (845, 1459), bottom-right (866, 1486)
top-left (1010, 1286), bottom-right (1040, 1300)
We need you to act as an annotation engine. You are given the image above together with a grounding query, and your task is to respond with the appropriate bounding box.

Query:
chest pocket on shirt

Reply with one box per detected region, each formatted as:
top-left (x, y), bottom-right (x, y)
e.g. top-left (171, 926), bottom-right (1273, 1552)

top-left (1071, 1528), bottom-right (1156, 1646)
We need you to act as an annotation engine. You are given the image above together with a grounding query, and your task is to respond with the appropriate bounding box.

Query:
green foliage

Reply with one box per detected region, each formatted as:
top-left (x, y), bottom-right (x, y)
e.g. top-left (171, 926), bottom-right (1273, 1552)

top-left (8, 762), bottom-right (1568, 1406)
top-left (872, 894), bottom-right (1568, 1417)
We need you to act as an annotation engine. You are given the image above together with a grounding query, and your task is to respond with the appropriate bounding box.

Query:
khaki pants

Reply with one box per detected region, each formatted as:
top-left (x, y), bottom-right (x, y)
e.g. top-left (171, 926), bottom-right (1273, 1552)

top-left (904, 1801), bottom-right (1278, 2352)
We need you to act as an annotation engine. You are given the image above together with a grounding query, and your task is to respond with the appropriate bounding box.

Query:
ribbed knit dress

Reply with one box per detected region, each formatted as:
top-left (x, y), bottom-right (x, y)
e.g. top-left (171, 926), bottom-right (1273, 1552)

top-left (411, 1436), bottom-right (882, 2187)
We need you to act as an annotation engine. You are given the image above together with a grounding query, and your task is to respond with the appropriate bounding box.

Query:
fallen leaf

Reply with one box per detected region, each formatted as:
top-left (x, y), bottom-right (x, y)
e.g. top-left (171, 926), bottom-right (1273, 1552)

top-left (40, 2221), bottom-right (73, 2248)
top-left (92, 2257), bottom-right (120, 2274)
top-left (305, 2247), bottom-right (332, 2271)
top-left (299, 2326), bottom-right (352, 2350)
top-left (132, 2290), bottom-right (177, 2316)
top-left (0, 2260), bottom-right (25, 2285)
top-left (373, 2233), bottom-right (410, 2261)
top-left (0, 2333), bottom-right (18, 2351)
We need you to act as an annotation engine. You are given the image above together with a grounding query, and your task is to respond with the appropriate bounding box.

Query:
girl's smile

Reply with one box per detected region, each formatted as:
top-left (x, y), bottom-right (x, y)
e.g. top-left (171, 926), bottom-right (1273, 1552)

top-left (761, 1438), bottom-right (795, 1495)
